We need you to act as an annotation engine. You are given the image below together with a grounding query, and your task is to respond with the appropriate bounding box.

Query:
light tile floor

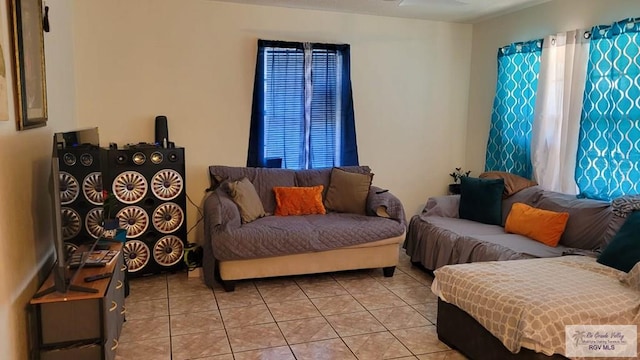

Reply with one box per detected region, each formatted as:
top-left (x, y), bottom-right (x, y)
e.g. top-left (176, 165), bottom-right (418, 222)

top-left (115, 247), bottom-right (467, 360)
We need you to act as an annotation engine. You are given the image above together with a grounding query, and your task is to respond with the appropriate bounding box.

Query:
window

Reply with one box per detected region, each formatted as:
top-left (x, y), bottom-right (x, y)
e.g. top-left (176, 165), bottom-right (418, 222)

top-left (247, 40), bottom-right (358, 170)
top-left (575, 19), bottom-right (640, 200)
top-left (485, 40), bottom-right (542, 179)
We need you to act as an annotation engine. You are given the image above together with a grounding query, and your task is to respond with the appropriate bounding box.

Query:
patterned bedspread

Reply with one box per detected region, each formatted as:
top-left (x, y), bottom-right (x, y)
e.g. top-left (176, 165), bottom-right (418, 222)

top-left (432, 256), bottom-right (640, 357)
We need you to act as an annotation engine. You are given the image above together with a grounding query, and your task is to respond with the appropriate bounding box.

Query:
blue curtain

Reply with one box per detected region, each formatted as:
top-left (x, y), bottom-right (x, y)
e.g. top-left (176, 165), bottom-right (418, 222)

top-left (247, 40), bottom-right (358, 168)
top-left (575, 18), bottom-right (640, 200)
top-left (485, 40), bottom-right (542, 178)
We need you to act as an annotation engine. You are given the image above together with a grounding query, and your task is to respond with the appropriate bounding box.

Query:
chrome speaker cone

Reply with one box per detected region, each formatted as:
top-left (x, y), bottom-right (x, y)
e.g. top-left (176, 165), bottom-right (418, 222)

top-left (85, 208), bottom-right (105, 239)
top-left (153, 235), bottom-right (184, 267)
top-left (80, 153), bottom-right (94, 166)
top-left (123, 240), bottom-right (150, 272)
top-left (132, 152), bottom-right (146, 165)
top-left (63, 153), bottom-right (76, 166)
top-left (116, 206), bottom-right (149, 238)
top-left (150, 151), bottom-right (163, 164)
top-left (113, 171), bottom-right (148, 204)
top-left (64, 242), bottom-right (78, 261)
top-left (151, 169), bottom-right (183, 201)
top-left (59, 172), bottom-right (79, 205)
top-left (152, 202), bottom-right (184, 234)
top-left (61, 207), bottom-right (81, 240)
top-left (82, 172), bottom-right (104, 205)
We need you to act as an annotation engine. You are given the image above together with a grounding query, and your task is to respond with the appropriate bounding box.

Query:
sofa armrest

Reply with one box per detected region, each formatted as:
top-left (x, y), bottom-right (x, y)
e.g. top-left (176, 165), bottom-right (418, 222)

top-left (421, 195), bottom-right (460, 218)
top-left (204, 188), bottom-right (242, 233)
top-left (367, 186), bottom-right (406, 226)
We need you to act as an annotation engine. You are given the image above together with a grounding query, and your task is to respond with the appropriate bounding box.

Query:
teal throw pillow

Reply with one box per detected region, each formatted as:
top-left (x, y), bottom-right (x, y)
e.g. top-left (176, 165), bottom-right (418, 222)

top-left (458, 177), bottom-right (504, 226)
top-left (597, 211), bottom-right (640, 273)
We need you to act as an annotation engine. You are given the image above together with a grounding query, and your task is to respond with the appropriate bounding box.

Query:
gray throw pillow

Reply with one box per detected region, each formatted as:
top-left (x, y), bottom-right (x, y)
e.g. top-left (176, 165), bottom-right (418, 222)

top-left (324, 168), bottom-right (373, 215)
top-left (227, 177), bottom-right (266, 224)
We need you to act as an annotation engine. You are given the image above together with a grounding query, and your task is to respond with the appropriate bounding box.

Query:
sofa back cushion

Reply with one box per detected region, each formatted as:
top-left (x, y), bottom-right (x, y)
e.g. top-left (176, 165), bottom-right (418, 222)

top-left (500, 186), bottom-right (544, 226)
top-left (535, 190), bottom-right (614, 250)
top-left (210, 166), bottom-right (297, 214)
top-left (209, 165), bottom-right (371, 215)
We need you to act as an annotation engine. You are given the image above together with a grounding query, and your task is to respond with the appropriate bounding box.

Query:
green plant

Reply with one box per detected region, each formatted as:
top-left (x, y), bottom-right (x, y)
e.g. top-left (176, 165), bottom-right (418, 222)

top-left (449, 167), bottom-right (471, 184)
top-left (102, 190), bottom-right (117, 220)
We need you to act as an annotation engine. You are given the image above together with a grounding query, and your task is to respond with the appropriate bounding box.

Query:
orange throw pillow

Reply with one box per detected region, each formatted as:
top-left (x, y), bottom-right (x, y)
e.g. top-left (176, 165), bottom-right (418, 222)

top-left (505, 202), bottom-right (569, 247)
top-left (273, 185), bottom-right (326, 216)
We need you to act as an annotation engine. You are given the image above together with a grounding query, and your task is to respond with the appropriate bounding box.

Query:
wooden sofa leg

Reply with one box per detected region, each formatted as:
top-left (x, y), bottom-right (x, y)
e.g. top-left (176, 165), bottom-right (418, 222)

top-left (383, 266), bottom-right (396, 277)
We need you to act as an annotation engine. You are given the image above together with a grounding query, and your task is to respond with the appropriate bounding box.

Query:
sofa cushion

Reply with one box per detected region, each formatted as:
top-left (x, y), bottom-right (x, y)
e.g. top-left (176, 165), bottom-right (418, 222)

top-left (324, 168), bottom-right (373, 215)
top-left (536, 190), bottom-right (614, 250)
top-left (597, 211), bottom-right (640, 272)
top-left (211, 213), bottom-right (406, 261)
top-left (274, 186), bottom-right (326, 216)
top-left (295, 166), bottom-right (371, 199)
top-left (459, 177), bottom-right (504, 226)
top-left (479, 171), bottom-right (538, 197)
top-left (210, 166), bottom-right (297, 214)
top-left (500, 186), bottom-right (543, 226)
top-left (505, 203), bottom-right (569, 247)
top-left (226, 177), bottom-right (266, 224)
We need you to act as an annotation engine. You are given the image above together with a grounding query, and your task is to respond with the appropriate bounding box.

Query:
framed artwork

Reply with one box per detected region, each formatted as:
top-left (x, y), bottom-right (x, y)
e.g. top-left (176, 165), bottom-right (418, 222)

top-left (10, 0), bottom-right (47, 130)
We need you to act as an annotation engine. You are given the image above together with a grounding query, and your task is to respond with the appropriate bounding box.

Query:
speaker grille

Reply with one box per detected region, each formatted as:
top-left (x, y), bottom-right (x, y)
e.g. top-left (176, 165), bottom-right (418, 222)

top-left (153, 235), bottom-right (184, 267)
top-left (123, 240), bottom-right (150, 273)
top-left (152, 202), bottom-right (184, 234)
top-left (82, 172), bottom-right (104, 205)
top-left (85, 208), bottom-right (104, 239)
top-left (61, 207), bottom-right (81, 240)
top-left (151, 169), bottom-right (183, 201)
top-left (113, 171), bottom-right (148, 204)
top-left (117, 206), bottom-right (149, 238)
top-left (59, 172), bottom-right (80, 205)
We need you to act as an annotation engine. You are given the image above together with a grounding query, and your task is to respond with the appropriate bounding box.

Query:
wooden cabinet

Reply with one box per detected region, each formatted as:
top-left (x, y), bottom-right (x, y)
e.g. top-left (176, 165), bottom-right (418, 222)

top-left (31, 243), bottom-right (126, 360)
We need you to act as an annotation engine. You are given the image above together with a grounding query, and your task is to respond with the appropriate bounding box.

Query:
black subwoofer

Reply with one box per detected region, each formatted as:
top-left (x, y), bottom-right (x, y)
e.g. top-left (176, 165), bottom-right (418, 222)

top-left (57, 146), bottom-right (107, 253)
top-left (102, 144), bottom-right (186, 276)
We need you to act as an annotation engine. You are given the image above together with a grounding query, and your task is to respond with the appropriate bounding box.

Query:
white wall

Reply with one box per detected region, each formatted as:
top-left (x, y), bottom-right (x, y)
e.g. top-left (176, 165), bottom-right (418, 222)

top-left (466, 0), bottom-right (640, 174)
top-left (0, 0), bottom-right (77, 358)
top-left (71, 0), bottom-right (472, 225)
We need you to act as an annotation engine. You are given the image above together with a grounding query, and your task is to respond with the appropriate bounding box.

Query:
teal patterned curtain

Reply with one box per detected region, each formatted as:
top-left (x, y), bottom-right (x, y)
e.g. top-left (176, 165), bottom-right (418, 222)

top-left (485, 40), bottom-right (542, 178)
top-left (576, 18), bottom-right (640, 200)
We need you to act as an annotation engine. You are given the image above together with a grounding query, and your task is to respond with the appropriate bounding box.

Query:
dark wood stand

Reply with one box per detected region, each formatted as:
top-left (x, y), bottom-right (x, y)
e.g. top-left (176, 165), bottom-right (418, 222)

top-left (31, 243), bottom-right (126, 360)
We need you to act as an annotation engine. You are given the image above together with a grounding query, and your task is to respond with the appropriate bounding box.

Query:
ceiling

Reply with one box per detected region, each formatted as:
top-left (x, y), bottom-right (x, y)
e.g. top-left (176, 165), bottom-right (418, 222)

top-left (212, 0), bottom-right (551, 23)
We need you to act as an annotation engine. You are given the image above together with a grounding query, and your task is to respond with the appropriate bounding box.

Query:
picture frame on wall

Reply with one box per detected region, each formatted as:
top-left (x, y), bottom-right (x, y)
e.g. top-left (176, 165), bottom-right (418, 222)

top-left (10, 0), bottom-right (47, 130)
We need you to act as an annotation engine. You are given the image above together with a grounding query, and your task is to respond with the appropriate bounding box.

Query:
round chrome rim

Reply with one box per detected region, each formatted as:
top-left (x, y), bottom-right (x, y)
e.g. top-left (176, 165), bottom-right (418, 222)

top-left (153, 235), bottom-right (184, 267)
top-left (151, 169), bottom-right (183, 201)
top-left (61, 207), bottom-right (81, 240)
top-left (150, 151), bottom-right (163, 164)
top-left (132, 152), bottom-right (146, 165)
top-left (82, 172), bottom-right (104, 205)
top-left (63, 153), bottom-right (76, 166)
top-left (64, 242), bottom-right (78, 261)
top-left (80, 153), bottom-right (94, 166)
top-left (85, 207), bottom-right (104, 239)
top-left (152, 202), bottom-right (184, 233)
top-left (117, 206), bottom-right (149, 238)
top-left (123, 240), bottom-right (150, 272)
top-left (59, 172), bottom-right (79, 205)
top-left (113, 171), bottom-right (148, 204)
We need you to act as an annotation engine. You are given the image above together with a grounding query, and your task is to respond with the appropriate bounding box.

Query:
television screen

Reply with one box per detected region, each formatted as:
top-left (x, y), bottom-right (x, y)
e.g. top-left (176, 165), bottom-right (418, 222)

top-left (35, 127), bottom-right (102, 297)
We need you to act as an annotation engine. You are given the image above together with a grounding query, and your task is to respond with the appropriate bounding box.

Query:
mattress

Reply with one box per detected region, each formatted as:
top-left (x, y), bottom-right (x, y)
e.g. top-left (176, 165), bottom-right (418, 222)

top-left (432, 256), bottom-right (640, 357)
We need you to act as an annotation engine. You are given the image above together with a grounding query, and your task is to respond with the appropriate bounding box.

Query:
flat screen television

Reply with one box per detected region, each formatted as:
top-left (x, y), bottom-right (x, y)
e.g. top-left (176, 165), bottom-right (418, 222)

top-left (34, 128), bottom-right (103, 298)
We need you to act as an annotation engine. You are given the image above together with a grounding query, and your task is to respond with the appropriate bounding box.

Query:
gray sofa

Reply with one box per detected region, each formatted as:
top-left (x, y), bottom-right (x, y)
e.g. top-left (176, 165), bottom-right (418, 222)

top-left (203, 165), bottom-right (407, 291)
top-left (404, 186), bottom-right (625, 271)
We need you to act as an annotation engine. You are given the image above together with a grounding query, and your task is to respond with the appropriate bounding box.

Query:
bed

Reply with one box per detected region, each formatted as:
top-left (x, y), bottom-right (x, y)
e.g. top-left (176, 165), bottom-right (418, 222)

top-left (432, 256), bottom-right (640, 359)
